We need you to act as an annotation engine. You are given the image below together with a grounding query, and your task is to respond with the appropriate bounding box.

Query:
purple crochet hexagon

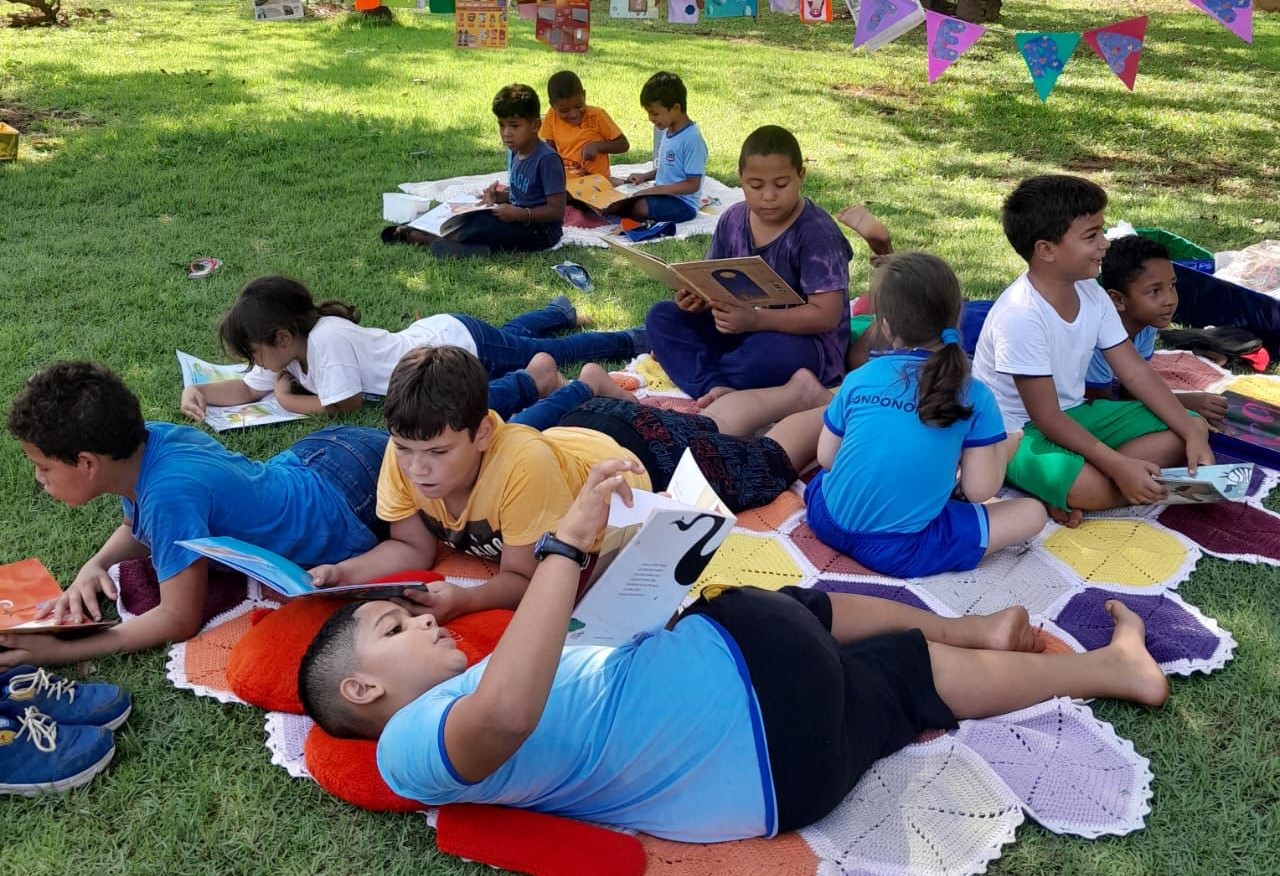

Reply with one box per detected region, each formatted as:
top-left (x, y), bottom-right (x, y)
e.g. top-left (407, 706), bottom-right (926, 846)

top-left (1053, 588), bottom-right (1221, 665)
top-left (815, 579), bottom-right (933, 612)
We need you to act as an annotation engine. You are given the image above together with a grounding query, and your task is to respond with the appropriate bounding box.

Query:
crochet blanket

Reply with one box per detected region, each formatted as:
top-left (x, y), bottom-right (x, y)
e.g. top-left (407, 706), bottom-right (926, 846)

top-left (395, 163), bottom-right (744, 249)
top-left (160, 349), bottom-right (1280, 876)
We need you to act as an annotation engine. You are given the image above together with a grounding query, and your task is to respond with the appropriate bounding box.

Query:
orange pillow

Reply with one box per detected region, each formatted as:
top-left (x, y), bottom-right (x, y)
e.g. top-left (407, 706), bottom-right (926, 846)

top-left (225, 570), bottom-right (445, 713)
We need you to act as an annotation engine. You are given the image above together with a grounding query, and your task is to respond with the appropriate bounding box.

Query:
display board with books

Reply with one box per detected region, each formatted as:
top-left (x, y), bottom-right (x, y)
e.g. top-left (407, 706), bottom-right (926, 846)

top-left (455, 0), bottom-right (508, 48)
top-left (535, 0), bottom-right (590, 52)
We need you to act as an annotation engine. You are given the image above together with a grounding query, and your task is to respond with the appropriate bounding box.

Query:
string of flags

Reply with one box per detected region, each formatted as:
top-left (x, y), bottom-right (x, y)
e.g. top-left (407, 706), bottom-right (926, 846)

top-left (452, 0), bottom-right (1258, 101)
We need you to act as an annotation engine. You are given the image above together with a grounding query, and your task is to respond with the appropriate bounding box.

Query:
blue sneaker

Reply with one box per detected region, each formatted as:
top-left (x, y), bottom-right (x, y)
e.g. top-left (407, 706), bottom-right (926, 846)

top-left (0, 702), bottom-right (115, 795)
top-left (0, 665), bottom-right (132, 730)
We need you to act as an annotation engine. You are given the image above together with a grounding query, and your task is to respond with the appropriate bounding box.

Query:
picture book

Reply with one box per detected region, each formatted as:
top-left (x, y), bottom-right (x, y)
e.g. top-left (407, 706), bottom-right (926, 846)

top-left (801, 0), bottom-right (831, 23)
top-left (252, 0), bottom-right (304, 21)
top-left (1209, 391), bottom-right (1280, 470)
top-left (0, 558), bottom-right (117, 638)
top-left (407, 199), bottom-right (496, 237)
top-left (567, 450), bottom-right (736, 647)
top-left (609, 0), bottom-right (658, 19)
top-left (1153, 462), bottom-right (1254, 505)
top-left (454, 0), bottom-right (508, 48)
top-left (565, 174), bottom-right (651, 215)
top-left (177, 350), bottom-right (306, 432)
top-left (603, 236), bottom-right (805, 307)
top-left (176, 537), bottom-right (431, 600)
top-left (536, 0), bottom-right (590, 52)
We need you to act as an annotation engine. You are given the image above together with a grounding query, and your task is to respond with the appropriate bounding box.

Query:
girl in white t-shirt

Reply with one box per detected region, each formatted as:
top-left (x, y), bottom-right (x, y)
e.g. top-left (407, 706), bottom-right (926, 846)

top-left (181, 276), bottom-right (640, 428)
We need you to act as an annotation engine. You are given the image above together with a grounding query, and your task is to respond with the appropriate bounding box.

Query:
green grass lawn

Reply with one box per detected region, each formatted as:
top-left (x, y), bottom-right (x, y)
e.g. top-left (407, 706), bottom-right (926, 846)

top-left (3, 1), bottom-right (1279, 872)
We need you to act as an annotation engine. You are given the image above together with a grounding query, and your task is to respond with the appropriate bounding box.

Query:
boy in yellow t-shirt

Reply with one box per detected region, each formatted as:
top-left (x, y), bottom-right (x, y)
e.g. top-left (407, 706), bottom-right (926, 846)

top-left (308, 346), bottom-right (815, 622)
top-left (540, 71), bottom-right (629, 179)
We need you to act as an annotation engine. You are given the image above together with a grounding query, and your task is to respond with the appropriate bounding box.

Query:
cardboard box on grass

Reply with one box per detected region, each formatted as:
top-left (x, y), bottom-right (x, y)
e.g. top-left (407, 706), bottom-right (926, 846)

top-left (0, 122), bottom-right (18, 162)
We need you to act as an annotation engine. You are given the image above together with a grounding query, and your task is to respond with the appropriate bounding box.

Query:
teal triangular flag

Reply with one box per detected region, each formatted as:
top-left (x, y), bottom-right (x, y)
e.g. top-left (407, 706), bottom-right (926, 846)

top-left (1014, 31), bottom-right (1081, 102)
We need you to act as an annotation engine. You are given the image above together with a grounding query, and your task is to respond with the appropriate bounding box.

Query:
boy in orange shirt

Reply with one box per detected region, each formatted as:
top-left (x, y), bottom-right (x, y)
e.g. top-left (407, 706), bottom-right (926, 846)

top-left (540, 71), bottom-right (629, 179)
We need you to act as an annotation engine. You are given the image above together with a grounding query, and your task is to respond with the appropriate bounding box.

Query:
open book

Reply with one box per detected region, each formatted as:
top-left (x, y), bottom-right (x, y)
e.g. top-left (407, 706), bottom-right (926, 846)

top-left (176, 537), bottom-right (431, 600)
top-left (567, 450), bottom-right (735, 647)
top-left (1154, 462), bottom-right (1254, 505)
top-left (603, 236), bottom-right (804, 307)
top-left (566, 174), bottom-right (651, 216)
top-left (1, 558), bottom-right (117, 638)
top-left (408, 199), bottom-right (495, 237)
top-left (177, 351), bottom-right (305, 432)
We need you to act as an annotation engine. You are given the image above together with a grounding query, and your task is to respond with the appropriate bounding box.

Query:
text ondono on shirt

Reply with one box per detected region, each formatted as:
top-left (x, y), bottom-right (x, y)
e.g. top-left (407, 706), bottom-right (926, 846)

top-left (843, 393), bottom-right (917, 413)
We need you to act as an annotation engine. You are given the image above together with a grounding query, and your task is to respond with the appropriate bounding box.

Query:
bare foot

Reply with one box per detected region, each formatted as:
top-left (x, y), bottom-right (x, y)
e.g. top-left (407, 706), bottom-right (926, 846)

top-left (948, 606), bottom-right (1044, 653)
top-left (786, 368), bottom-right (836, 410)
top-left (1101, 600), bottom-right (1169, 707)
top-left (696, 386), bottom-right (734, 408)
top-left (578, 363), bottom-right (638, 403)
top-left (575, 312), bottom-right (595, 328)
top-left (1048, 505), bottom-right (1084, 528)
top-left (525, 353), bottom-right (567, 398)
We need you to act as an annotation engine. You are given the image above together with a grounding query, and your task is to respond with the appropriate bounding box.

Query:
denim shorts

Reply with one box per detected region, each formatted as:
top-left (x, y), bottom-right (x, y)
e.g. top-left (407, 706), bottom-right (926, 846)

top-left (276, 426), bottom-right (389, 539)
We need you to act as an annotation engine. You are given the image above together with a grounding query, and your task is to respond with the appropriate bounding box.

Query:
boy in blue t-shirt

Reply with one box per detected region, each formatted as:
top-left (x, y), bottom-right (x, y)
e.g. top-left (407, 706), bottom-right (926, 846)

top-left (1084, 235), bottom-right (1227, 428)
top-left (298, 460), bottom-right (1171, 843)
top-left (617, 71), bottom-right (707, 224)
top-left (0, 361), bottom-right (385, 670)
top-left (385, 84), bottom-right (566, 259)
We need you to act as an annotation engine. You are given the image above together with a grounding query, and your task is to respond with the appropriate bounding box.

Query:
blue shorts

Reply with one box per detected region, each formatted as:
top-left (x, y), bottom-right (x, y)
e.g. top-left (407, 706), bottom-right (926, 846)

top-left (642, 195), bottom-right (698, 223)
top-left (805, 473), bottom-right (989, 578)
top-left (275, 426), bottom-right (389, 539)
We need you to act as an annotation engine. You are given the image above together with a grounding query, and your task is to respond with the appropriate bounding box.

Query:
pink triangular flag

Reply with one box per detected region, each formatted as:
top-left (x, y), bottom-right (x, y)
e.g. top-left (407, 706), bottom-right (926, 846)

top-left (924, 10), bottom-right (986, 83)
top-left (1083, 17), bottom-right (1148, 91)
top-left (854, 0), bottom-right (924, 50)
top-left (1187, 0), bottom-right (1253, 43)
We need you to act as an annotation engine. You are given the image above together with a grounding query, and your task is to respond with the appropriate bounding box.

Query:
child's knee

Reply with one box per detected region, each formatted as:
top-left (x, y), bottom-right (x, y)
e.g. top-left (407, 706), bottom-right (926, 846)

top-left (645, 299), bottom-right (685, 332)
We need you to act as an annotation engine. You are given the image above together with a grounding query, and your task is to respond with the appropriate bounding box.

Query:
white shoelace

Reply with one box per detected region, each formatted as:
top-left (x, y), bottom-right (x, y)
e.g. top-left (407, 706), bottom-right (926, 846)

top-left (14, 706), bottom-right (59, 753)
top-left (7, 667), bottom-right (77, 703)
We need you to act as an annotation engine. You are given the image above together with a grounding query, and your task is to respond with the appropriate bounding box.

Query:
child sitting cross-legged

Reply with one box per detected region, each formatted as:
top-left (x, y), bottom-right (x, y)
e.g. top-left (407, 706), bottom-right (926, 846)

top-left (540, 70), bottom-right (629, 180)
top-left (1085, 234), bottom-right (1227, 428)
top-left (645, 124), bottom-right (854, 409)
top-left (297, 460), bottom-right (1171, 842)
top-left (307, 346), bottom-right (819, 622)
top-left (0, 362), bottom-right (387, 669)
top-left (806, 253), bottom-right (1047, 578)
top-left (615, 71), bottom-right (707, 224)
top-left (971, 175), bottom-right (1214, 525)
top-left (382, 84), bottom-right (567, 259)
top-left (181, 275), bottom-right (644, 431)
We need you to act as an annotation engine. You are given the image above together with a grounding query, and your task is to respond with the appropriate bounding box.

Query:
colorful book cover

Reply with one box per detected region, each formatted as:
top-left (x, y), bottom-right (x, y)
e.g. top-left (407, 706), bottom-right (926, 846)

top-left (704, 0), bottom-right (755, 18)
top-left (1, 558), bottom-right (117, 636)
top-left (455, 0), bottom-right (508, 49)
top-left (609, 0), bottom-right (658, 18)
top-left (1209, 391), bottom-right (1280, 469)
top-left (801, 0), bottom-right (831, 23)
top-left (536, 0), bottom-right (590, 52)
top-left (252, 0), bottom-right (304, 21)
top-left (176, 351), bottom-right (306, 433)
top-left (1154, 462), bottom-right (1254, 505)
top-left (668, 0), bottom-right (700, 22)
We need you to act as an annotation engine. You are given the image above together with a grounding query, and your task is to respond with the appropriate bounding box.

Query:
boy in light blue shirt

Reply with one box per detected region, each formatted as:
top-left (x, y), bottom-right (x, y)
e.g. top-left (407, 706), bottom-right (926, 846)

top-left (618, 71), bottom-right (707, 224)
top-left (1084, 234), bottom-right (1226, 427)
top-left (298, 461), bottom-right (1173, 844)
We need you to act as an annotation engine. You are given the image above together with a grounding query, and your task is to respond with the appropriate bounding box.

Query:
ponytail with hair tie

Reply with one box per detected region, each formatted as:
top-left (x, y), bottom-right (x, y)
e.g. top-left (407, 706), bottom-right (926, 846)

top-left (940, 328), bottom-right (960, 346)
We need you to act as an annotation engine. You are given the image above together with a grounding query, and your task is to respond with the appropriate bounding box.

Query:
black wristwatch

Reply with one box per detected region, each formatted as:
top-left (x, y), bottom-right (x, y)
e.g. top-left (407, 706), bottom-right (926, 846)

top-left (533, 531), bottom-right (590, 568)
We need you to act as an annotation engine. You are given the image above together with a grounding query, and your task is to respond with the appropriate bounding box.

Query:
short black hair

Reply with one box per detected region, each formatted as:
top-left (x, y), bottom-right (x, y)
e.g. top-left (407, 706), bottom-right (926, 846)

top-left (7, 361), bottom-right (147, 464)
top-left (1001, 174), bottom-right (1108, 261)
top-left (640, 71), bottom-right (686, 113)
top-left (1101, 236), bottom-right (1172, 297)
top-left (383, 346), bottom-right (490, 441)
top-left (547, 70), bottom-right (584, 103)
top-left (298, 603), bottom-right (372, 740)
top-left (739, 124), bottom-right (803, 173)
top-left (492, 83), bottom-right (540, 122)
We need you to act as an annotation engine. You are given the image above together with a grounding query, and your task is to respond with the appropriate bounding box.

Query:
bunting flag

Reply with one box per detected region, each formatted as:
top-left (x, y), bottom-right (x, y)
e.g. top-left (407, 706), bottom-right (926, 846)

top-left (801, 0), bottom-right (832, 23)
top-left (610, 0), bottom-right (658, 19)
top-left (1187, 0), bottom-right (1253, 43)
top-left (704, 0), bottom-right (755, 17)
top-left (1083, 17), bottom-right (1148, 90)
top-left (1015, 31), bottom-right (1081, 101)
top-left (770, 0), bottom-right (799, 13)
top-left (924, 10), bottom-right (986, 83)
top-left (667, 0), bottom-right (700, 22)
top-left (853, 0), bottom-right (925, 51)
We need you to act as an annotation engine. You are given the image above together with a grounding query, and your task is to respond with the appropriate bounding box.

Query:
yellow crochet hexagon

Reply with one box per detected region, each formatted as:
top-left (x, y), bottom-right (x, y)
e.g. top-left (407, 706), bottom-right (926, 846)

top-left (1225, 376), bottom-right (1280, 408)
top-left (635, 355), bottom-right (681, 394)
top-left (1044, 520), bottom-right (1186, 588)
top-left (692, 533), bottom-right (806, 599)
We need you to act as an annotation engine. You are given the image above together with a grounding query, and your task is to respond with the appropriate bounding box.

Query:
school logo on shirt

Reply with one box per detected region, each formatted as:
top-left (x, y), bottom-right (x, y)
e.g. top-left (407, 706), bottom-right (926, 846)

top-left (663, 150), bottom-right (677, 164)
top-left (421, 513), bottom-right (504, 560)
top-left (847, 392), bottom-right (917, 413)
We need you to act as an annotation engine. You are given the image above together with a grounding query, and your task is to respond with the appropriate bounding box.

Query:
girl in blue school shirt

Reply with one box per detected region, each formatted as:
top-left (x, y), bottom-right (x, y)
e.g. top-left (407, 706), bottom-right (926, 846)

top-left (805, 252), bottom-right (1047, 578)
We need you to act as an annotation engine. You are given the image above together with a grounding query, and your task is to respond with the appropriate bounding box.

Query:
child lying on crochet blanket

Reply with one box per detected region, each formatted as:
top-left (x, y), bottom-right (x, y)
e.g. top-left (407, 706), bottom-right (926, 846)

top-left (298, 460), bottom-right (1170, 843)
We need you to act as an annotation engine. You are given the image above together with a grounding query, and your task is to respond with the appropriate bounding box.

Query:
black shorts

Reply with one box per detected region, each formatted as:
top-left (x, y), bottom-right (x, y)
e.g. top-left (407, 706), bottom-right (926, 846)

top-left (681, 586), bottom-right (957, 833)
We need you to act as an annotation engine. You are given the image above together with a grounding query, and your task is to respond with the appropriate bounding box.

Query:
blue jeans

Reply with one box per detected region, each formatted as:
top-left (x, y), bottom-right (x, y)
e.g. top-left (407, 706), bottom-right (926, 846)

top-left (283, 426), bottom-right (388, 539)
top-left (510, 380), bottom-right (590, 431)
top-left (642, 195), bottom-right (698, 223)
top-left (455, 313), bottom-right (637, 377)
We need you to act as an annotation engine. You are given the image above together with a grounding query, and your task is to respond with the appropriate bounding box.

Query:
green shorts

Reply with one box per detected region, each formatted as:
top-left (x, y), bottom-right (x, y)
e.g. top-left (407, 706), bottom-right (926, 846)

top-left (1006, 399), bottom-right (1176, 510)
